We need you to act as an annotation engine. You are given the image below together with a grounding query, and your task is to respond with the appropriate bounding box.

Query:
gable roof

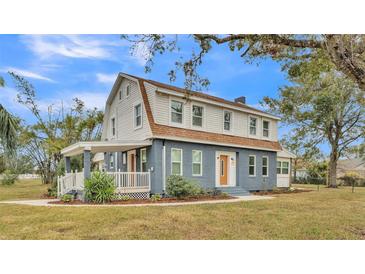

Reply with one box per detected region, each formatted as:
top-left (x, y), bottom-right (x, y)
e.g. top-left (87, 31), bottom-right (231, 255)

top-left (125, 74), bottom-right (282, 152)
top-left (337, 159), bottom-right (365, 170)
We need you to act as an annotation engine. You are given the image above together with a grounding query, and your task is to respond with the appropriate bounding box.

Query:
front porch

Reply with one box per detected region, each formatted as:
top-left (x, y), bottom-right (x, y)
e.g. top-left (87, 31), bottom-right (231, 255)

top-left (58, 140), bottom-right (152, 199)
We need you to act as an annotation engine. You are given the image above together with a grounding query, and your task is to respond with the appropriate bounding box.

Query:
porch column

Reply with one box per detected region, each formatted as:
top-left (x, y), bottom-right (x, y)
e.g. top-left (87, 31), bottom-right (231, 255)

top-left (65, 156), bottom-right (71, 174)
top-left (83, 149), bottom-right (91, 179)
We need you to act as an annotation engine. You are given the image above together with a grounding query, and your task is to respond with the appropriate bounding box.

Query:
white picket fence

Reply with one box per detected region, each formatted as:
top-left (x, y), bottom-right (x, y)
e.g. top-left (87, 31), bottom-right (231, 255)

top-left (57, 171), bottom-right (151, 197)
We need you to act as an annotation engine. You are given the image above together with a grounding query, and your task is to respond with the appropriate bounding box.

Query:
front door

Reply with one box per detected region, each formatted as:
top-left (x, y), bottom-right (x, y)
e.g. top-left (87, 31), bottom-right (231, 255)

top-left (219, 155), bottom-right (228, 185)
top-left (127, 150), bottom-right (136, 172)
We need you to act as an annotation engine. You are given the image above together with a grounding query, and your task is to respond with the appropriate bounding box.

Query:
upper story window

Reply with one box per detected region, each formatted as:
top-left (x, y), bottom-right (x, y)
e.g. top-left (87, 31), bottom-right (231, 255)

top-left (140, 148), bottom-right (147, 172)
top-left (192, 105), bottom-right (203, 127)
top-left (171, 148), bottom-right (183, 175)
top-left (248, 155), bottom-right (256, 176)
top-left (262, 156), bottom-right (269, 177)
top-left (249, 117), bottom-right (257, 135)
top-left (119, 90), bottom-right (122, 100)
top-left (277, 161), bottom-right (289, 174)
top-left (134, 103), bottom-right (142, 128)
top-left (171, 100), bottom-right (183, 124)
top-left (223, 111), bottom-right (232, 131)
top-left (263, 120), bottom-right (270, 137)
top-left (126, 84), bottom-right (131, 98)
top-left (111, 117), bottom-right (116, 137)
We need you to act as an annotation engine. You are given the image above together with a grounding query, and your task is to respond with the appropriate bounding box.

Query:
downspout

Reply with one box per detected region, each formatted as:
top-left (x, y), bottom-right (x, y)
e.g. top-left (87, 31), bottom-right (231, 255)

top-left (162, 139), bottom-right (166, 193)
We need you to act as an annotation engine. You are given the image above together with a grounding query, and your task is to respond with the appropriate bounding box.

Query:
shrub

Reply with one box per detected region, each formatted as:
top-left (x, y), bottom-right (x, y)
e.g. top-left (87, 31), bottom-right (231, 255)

top-left (339, 172), bottom-right (362, 186)
top-left (1, 170), bottom-right (18, 185)
top-left (206, 188), bottom-right (222, 196)
top-left (47, 187), bottom-right (58, 197)
top-left (150, 194), bottom-right (162, 202)
top-left (84, 171), bottom-right (116, 203)
top-left (166, 175), bottom-right (203, 199)
top-left (119, 195), bottom-right (130, 201)
top-left (61, 194), bottom-right (74, 203)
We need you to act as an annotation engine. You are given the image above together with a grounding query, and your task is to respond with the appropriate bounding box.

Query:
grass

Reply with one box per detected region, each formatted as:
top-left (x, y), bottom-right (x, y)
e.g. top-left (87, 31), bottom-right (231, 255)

top-left (0, 179), bottom-right (48, 201)
top-left (0, 181), bottom-right (364, 239)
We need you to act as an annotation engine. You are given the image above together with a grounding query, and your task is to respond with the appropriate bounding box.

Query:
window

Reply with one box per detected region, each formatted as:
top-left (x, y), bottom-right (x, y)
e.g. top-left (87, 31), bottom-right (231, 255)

top-left (171, 100), bottom-right (183, 124)
top-left (119, 90), bottom-right (122, 100)
top-left (109, 153), bottom-right (114, 169)
top-left (263, 120), bottom-right (270, 137)
top-left (192, 150), bottom-right (202, 176)
top-left (134, 103), bottom-right (142, 128)
top-left (262, 156), bottom-right (269, 177)
top-left (111, 117), bottom-right (116, 137)
top-left (126, 84), bottom-right (131, 97)
top-left (171, 148), bottom-right (183, 175)
top-left (223, 111), bottom-right (232, 131)
top-left (277, 161), bottom-right (289, 174)
top-left (248, 155), bottom-right (256, 176)
top-left (140, 148), bottom-right (147, 172)
top-left (122, 153), bottom-right (127, 165)
top-left (249, 117), bottom-right (257, 135)
top-left (282, 161), bottom-right (289, 174)
top-left (192, 105), bottom-right (203, 127)
top-left (277, 161), bottom-right (282, 174)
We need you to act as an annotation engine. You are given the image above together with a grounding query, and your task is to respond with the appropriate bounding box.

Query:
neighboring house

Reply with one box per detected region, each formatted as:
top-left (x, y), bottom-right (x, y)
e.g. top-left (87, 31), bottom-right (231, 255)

top-left (60, 73), bottom-right (289, 198)
top-left (337, 158), bottom-right (365, 178)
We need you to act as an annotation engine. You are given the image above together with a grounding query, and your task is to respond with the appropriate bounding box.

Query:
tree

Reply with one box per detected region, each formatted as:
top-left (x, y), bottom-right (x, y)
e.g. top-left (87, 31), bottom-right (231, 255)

top-left (122, 35), bottom-right (365, 91)
top-left (0, 77), bottom-right (19, 153)
top-left (10, 72), bottom-right (104, 184)
top-left (280, 132), bottom-right (322, 183)
top-left (263, 68), bottom-right (365, 187)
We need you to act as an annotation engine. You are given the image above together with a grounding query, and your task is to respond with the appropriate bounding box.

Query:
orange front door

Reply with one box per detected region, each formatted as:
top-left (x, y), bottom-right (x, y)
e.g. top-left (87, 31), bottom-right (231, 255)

top-left (219, 155), bottom-right (228, 185)
top-left (130, 154), bottom-right (135, 172)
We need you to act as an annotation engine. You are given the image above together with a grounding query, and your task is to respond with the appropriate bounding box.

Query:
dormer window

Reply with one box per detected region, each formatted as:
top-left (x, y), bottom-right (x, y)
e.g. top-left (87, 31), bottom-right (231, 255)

top-left (134, 103), bottom-right (142, 129)
top-left (249, 117), bottom-right (257, 135)
top-left (263, 120), bottom-right (270, 137)
top-left (119, 90), bottom-right (122, 100)
top-left (126, 84), bottom-right (131, 97)
top-left (171, 100), bottom-right (183, 124)
top-left (223, 111), bottom-right (232, 131)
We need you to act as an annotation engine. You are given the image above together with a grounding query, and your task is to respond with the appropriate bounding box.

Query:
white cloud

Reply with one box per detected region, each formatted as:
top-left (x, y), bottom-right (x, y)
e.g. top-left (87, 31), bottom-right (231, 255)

top-left (20, 35), bottom-right (115, 60)
top-left (1, 67), bottom-right (54, 82)
top-left (96, 73), bottom-right (117, 84)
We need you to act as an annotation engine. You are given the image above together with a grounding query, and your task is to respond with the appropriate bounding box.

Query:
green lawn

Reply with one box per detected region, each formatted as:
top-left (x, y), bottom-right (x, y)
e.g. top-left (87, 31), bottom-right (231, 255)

top-left (0, 181), bottom-right (364, 239)
top-left (0, 179), bottom-right (48, 201)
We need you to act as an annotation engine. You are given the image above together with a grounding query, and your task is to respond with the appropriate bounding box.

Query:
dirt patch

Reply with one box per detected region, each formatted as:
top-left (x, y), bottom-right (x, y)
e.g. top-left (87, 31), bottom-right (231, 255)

top-left (253, 188), bottom-right (312, 196)
top-left (49, 195), bottom-right (236, 205)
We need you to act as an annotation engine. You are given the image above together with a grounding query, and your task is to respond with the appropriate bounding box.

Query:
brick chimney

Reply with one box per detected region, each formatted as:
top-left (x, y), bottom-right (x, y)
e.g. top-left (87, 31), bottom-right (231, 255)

top-left (234, 96), bottom-right (246, 104)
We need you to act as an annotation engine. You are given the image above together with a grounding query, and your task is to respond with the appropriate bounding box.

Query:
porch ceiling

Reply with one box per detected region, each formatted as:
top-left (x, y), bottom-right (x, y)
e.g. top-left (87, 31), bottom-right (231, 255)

top-left (61, 140), bottom-right (152, 157)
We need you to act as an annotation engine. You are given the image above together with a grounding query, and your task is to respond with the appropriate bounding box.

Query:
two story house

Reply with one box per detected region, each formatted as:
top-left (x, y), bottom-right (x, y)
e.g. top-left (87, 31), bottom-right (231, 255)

top-left (60, 73), bottom-right (292, 198)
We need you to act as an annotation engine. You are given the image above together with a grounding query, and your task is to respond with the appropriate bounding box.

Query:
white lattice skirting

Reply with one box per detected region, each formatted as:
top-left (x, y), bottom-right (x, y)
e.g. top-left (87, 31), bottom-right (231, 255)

top-left (115, 192), bottom-right (150, 200)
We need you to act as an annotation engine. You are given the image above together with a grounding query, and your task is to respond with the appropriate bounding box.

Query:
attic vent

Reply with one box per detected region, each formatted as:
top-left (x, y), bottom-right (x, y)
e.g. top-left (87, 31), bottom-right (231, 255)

top-left (234, 96), bottom-right (246, 104)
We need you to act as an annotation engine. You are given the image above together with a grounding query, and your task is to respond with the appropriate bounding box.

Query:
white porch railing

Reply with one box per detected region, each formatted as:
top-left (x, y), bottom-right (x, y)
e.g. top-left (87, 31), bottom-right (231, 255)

top-left (57, 171), bottom-right (151, 197)
top-left (107, 171), bottom-right (151, 193)
top-left (57, 171), bottom-right (84, 197)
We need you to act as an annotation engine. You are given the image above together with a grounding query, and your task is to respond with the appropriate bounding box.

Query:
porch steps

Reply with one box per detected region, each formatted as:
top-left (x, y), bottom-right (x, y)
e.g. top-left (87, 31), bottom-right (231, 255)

top-left (216, 187), bottom-right (250, 197)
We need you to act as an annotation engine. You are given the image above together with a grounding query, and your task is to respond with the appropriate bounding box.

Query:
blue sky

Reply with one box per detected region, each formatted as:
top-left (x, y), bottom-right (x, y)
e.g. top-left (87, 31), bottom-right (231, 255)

top-left (0, 34), bottom-right (293, 142)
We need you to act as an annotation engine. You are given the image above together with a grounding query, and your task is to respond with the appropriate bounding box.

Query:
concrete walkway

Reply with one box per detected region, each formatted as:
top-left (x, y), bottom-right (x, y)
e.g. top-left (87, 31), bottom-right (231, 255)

top-left (0, 195), bottom-right (273, 207)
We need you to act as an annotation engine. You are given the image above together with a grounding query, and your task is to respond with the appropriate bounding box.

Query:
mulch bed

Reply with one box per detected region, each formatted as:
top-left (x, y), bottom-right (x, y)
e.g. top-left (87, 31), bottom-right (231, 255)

top-left (49, 195), bottom-right (236, 205)
top-left (253, 188), bottom-right (312, 196)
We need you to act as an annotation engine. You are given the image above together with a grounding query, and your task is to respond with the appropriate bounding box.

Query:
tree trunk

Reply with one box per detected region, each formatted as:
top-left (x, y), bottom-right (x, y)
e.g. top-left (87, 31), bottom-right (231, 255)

top-left (328, 151), bottom-right (338, 188)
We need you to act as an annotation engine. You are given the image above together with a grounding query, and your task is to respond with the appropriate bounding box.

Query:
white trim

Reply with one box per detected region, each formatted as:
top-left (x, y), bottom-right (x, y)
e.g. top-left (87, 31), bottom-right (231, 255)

top-left (262, 119), bottom-right (270, 139)
top-left (192, 150), bottom-right (203, 177)
top-left (133, 101), bottom-right (143, 130)
top-left (140, 148), bottom-right (147, 172)
top-left (169, 98), bottom-right (185, 127)
top-left (248, 155), bottom-right (256, 177)
top-left (262, 156), bottom-right (269, 177)
top-left (191, 103), bottom-right (205, 129)
top-left (171, 148), bottom-right (183, 176)
top-left (215, 151), bottom-right (236, 187)
top-left (248, 115), bottom-right (258, 137)
top-left (223, 110), bottom-right (233, 133)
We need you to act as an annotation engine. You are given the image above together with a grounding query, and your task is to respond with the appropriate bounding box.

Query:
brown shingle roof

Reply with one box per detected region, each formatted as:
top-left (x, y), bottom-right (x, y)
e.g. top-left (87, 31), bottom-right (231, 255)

top-left (131, 74), bottom-right (281, 151)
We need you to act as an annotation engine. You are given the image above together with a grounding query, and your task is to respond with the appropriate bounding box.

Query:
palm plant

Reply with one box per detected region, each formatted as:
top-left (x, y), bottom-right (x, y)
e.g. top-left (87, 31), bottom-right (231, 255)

top-left (0, 76), bottom-right (19, 153)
